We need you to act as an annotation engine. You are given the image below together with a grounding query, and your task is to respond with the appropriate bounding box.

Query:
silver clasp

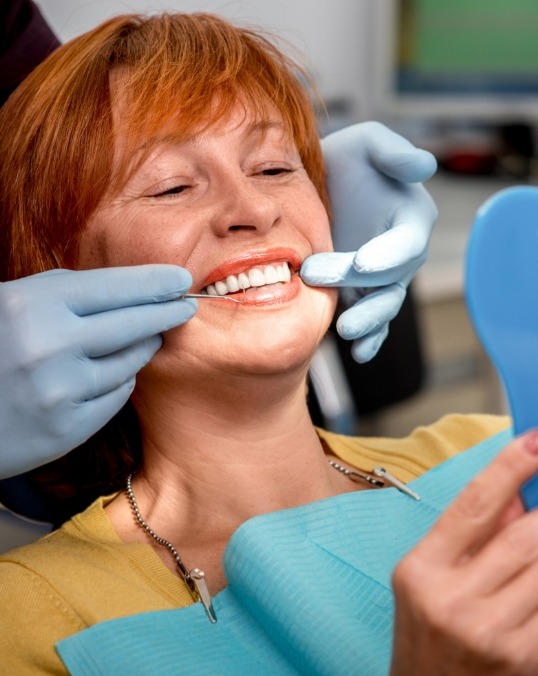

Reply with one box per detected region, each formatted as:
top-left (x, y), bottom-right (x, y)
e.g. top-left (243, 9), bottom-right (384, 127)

top-left (189, 568), bottom-right (217, 623)
top-left (373, 467), bottom-right (421, 501)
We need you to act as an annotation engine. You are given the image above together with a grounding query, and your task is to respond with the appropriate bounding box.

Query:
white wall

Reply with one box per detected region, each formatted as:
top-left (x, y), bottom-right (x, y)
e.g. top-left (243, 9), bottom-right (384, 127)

top-left (35, 0), bottom-right (378, 124)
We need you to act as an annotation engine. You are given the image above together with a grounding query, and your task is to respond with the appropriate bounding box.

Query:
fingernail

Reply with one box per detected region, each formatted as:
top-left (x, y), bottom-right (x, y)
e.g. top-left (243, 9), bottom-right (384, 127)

top-left (524, 430), bottom-right (538, 455)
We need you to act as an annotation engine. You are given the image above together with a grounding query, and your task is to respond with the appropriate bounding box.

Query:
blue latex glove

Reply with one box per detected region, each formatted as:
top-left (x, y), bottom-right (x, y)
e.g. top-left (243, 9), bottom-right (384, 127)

top-left (0, 265), bottom-right (195, 478)
top-left (301, 122), bottom-right (438, 363)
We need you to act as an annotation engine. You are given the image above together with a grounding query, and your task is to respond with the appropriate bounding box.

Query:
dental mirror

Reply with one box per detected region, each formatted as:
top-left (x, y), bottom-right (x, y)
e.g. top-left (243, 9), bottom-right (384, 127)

top-left (465, 186), bottom-right (538, 510)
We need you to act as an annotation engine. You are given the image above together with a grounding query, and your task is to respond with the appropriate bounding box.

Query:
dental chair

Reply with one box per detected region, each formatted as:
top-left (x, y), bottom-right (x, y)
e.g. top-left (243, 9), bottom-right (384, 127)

top-left (0, 502), bottom-right (51, 552)
top-left (0, 472), bottom-right (51, 551)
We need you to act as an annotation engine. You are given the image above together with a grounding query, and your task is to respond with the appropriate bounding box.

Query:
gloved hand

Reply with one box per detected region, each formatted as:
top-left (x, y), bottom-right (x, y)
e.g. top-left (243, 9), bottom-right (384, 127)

top-left (301, 121), bottom-right (438, 363)
top-left (0, 265), bottom-right (195, 478)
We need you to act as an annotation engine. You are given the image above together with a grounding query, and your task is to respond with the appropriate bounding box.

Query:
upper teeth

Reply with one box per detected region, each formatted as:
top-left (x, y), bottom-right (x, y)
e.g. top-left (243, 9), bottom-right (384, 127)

top-left (204, 263), bottom-right (291, 296)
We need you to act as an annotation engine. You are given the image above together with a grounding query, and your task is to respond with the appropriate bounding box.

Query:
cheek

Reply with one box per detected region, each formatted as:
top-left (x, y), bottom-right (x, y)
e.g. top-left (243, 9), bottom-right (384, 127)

top-left (294, 189), bottom-right (333, 254)
top-left (76, 211), bottom-right (196, 270)
top-left (316, 218), bottom-right (334, 253)
top-left (76, 208), bottom-right (129, 269)
top-left (76, 227), bottom-right (111, 269)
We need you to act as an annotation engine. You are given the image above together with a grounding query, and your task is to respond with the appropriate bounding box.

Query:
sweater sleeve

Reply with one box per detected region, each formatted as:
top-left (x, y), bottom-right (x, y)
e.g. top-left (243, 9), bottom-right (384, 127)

top-left (0, 561), bottom-right (85, 675)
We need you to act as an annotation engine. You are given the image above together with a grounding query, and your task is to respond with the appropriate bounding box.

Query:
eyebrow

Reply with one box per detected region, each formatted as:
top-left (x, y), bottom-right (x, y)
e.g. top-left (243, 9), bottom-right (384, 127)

top-left (246, 120), bottom-right (284, 135)
top-left (234, 120), bottom-right (288, 149)
top-left (130, 119), bottom-right (286, 161)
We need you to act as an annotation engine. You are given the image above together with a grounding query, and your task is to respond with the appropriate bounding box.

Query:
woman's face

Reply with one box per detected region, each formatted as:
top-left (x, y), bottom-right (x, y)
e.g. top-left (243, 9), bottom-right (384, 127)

top-left (77, 98), bottom-right (337, 380)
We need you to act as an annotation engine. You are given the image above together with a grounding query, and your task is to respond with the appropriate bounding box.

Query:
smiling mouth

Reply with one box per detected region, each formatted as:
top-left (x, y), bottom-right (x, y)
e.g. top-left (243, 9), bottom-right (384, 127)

top-left (202, 262), bottom-right (292, 297)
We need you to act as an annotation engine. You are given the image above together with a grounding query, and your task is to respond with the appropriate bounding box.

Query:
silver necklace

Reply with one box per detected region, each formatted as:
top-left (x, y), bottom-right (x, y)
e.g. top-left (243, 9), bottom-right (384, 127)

top-left (126, 473), bottom-right (217, 623)
top-left (125, 459), bottom-right (419, 624)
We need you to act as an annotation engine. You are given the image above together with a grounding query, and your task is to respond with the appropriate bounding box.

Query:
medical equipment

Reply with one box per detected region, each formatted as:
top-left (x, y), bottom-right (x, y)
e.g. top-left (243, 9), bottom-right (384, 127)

top-left (465, 186), bottom-right (538, 510)
top-left (182, 293), bottom-right (244, 303)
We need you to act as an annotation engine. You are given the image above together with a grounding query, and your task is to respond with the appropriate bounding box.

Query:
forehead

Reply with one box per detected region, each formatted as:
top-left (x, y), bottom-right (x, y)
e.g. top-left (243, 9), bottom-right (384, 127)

top-left (108, 69), bottom-right (294, 173)
top-left (110, 72), bottom-right (295, 185)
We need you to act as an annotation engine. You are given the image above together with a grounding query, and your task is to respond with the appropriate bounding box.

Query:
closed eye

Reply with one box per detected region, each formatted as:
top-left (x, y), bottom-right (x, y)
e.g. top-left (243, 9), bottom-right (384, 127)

top-left (258, 167), bottom-right (294, 176)
top-left (154, 185), bottom-right (188, 197)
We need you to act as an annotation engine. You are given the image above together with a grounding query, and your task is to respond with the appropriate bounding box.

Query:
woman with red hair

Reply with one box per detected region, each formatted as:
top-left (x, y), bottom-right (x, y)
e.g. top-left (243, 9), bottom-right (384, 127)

top-left (0, 12), bottom-right (532, 676)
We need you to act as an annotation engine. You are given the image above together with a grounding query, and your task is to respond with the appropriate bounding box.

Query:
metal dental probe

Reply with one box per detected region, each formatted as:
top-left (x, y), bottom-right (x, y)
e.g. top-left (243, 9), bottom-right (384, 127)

top-left (181, 292), bottom-right (245, 303)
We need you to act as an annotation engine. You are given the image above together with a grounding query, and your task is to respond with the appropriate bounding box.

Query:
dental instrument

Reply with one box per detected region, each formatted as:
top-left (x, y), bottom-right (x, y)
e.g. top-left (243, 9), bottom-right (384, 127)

top-left (181, 293), bottom-right (244, 303)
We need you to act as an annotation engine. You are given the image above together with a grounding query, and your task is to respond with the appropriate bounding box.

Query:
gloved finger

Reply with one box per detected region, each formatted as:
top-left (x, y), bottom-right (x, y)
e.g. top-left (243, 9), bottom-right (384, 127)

top-left (23, 332), bottom-right (160, 414)
top-left (301, 252), bottom-right (411, 289)
top-left (363, 122), bottom-right (437, 183)
top-left (353, 223), bottom-right (429, 276)
top-left (67, 378), bottom-right (139, 449)
top-left (301, 252), bottom-right (358, 286)
top-left (82, 336), bottom-right (163, 400)
top-left (353, 197), bottom-right (437, 274)
top-left (63, 265), bottom-right (193, 315)
top-left (81, 297), bottom-right (197, 358)
top-left (28, 268), bottom-right (72, 279)
top-left (336, 283), bottom-right (406, 340)
top-left (351, 324), bottom-right (390, 364)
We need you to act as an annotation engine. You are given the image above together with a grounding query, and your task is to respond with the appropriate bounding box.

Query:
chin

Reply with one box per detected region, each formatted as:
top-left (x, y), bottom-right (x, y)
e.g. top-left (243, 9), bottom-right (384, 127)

top-left (153, 286), bottom-right (337, 380)
top-left (218, 290), bottom-right (336, 375)
top-left (230, 329), bottom-right (321, 375)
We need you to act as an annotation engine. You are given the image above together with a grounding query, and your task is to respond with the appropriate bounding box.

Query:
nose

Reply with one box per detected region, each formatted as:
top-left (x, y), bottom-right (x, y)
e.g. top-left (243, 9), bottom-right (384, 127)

top-left (209, 172), bottom-right (282, 237)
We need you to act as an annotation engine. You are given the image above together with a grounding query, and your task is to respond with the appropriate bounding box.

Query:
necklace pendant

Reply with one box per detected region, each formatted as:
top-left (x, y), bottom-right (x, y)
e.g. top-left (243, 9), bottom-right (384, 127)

top-left (189, 568), bottom-right (217, 623)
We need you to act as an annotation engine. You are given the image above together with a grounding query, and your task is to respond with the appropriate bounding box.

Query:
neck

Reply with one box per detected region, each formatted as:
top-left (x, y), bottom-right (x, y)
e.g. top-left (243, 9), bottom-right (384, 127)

top-left (106, 365), bottom-right (355, 597)
top-left (127, 367), bottom-right (346, 539)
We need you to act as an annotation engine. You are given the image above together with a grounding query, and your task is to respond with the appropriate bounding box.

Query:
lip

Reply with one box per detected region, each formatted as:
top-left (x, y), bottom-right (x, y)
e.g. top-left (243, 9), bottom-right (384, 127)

top-left (200, 248), bottom-right (303, 289)
top-left (235, 273), bottom-right (301, 306)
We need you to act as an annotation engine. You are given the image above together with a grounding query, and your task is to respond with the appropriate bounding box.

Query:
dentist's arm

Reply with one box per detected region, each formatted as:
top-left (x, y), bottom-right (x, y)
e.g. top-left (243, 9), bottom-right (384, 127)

top-left (0, 265), bottom-right (196, 478)
top-left (301, 122), bottom-right (438, 363)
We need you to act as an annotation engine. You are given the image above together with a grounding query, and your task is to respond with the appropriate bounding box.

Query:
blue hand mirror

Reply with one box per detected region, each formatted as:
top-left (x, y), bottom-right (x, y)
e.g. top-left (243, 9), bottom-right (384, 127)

top-left (465, 186), bottom-right (538, 510)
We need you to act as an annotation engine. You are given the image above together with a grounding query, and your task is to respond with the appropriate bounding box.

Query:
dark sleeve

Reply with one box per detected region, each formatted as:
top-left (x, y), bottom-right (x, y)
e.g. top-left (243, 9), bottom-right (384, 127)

top-left (0, 0), bottom-right (60, 106)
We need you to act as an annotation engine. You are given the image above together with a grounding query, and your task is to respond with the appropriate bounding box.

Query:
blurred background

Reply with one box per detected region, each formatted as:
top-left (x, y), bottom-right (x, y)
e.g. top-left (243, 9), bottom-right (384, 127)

top-left (35, 0), bottom-right (536, 437)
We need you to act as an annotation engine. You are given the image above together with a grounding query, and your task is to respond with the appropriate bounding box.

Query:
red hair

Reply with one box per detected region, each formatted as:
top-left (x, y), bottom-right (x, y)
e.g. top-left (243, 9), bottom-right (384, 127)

top-left (0, 12), bottom-right (327, 281)
top-left (0, 12), bottom-right (328, 522)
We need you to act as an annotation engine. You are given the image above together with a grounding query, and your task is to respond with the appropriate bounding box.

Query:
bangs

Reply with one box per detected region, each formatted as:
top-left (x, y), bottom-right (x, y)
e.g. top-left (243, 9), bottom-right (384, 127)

top-left (106, 13), bottom-right (321, 194)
